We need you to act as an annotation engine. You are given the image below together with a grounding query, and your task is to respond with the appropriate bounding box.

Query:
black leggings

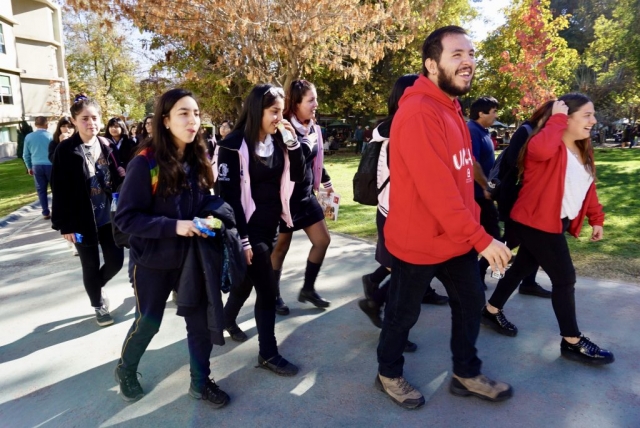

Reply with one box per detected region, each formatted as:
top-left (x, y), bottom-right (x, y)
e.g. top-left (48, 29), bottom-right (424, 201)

top-left (488, 219), bottom-right (580, 337)
top-left (224, 242), bottom-right (279, 359)
top-left (75, 223), bottom-right (124, 307)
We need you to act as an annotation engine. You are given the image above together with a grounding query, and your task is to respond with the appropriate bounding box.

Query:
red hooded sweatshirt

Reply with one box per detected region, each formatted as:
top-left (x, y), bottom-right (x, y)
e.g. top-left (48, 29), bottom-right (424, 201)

top-left (384, 75), bottom-right (493, 265)
top-left (510, 113), bottom-right (604, 236)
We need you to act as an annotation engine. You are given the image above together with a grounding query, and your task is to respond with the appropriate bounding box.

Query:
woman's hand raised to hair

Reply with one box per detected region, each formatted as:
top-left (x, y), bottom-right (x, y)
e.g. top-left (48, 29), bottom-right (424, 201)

top-left (176, 220), bottom-right (206, 238)
top-left (552, 100), bottom-right (569, 116)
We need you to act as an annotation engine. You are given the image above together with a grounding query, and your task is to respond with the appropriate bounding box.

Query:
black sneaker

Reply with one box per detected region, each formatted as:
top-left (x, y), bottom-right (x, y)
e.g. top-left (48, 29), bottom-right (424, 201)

top-left (189, 378), bottom-right (230, 408)
top-left (481, 306), bottom-right (518, 337)
top-left (560, 336), bottom-right (615, 365)
top-left (257, 354), bottom-right (299, 377)
top-left (298, 289), bottom-right (330, 308)
top-left (225, 323), bottom-right (248, 342)
top-left (95, 306), bottom-right (114, 327)
top-left (114, 367), bottom-right (144, 402)
top-left (358, 298), bottom-right (382, 328)
top-left (422, 289), bottom-right (449, 305)
top-left (275, 296), bottom-right (290, 315)
top-left (519, 282), bottom-right (552, 298)
top-left (362, 274), bottom-right (378, 300)
top-left (404, 340), bottom-right (418, 353)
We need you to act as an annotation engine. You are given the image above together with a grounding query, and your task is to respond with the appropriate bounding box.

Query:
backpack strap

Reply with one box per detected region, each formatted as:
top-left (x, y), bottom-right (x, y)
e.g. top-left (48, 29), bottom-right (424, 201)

top-left (138, 148), bottom-right (159, 195)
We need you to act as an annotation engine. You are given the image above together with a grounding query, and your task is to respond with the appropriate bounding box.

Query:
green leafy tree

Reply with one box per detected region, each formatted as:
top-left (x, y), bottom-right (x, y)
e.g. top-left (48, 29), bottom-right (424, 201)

top-left (64, 10), bottom-right (147, 121)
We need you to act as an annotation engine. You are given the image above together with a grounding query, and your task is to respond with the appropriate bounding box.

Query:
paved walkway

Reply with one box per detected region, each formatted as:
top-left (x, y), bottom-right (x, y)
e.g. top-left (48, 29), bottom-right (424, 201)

top-left (0, 204), bottom-right (638, 427)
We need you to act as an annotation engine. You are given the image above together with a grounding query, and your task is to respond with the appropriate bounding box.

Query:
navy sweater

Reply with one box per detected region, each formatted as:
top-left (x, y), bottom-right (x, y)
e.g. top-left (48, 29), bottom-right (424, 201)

top-left (115, 153), bottom-right (210, 270)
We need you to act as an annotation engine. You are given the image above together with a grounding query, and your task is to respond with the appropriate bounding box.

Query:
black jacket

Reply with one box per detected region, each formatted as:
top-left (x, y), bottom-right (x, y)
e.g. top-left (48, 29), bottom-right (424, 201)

top-left (51, 133), bottom-right (123, 244)
top-left (107, 136), bottom-right (137, 169)
top-left (114, 151), bottom-right (210, 270)
top-left (176, 196), bottom-right (246, 346)
top-left (214, 130), bottom-right (305, 238)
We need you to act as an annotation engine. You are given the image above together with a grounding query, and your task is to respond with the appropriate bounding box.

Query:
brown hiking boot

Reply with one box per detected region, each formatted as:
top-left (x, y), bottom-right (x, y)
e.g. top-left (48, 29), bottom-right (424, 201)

top-left (375, 374), bottom-right (425, 409)
top-left (450, 374), bottom-right (513, 402)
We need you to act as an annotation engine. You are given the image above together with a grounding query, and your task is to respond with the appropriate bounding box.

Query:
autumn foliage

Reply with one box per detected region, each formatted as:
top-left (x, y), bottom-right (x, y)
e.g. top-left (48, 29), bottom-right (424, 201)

top-left (67, 0), bottom-right (442, 90)
top-left (498, 0), bottom-right (557, 119)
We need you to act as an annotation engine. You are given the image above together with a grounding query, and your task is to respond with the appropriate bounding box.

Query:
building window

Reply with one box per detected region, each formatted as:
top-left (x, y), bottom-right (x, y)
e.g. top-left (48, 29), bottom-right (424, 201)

top-left (0, 75), bottom-right (13, 104)
top-left (0, 25), bottom-right (5, 54)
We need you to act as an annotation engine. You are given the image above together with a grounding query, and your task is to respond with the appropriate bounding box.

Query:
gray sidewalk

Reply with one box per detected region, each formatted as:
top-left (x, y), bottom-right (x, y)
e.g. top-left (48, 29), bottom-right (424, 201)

top-left (0, 205), bottom-right (638, 428)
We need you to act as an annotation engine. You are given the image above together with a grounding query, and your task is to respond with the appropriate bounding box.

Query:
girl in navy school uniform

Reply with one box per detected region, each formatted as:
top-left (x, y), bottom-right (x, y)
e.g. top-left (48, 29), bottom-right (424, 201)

top-left (216, 84), bottom-right (305, 376)
top-left (270, 80), bottom-right (333, 314)
top-left (114, 89), bottom-right (230, 407)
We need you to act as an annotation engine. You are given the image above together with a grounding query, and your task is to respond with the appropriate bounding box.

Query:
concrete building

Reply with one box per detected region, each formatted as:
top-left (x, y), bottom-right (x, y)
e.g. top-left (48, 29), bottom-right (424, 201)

top-left (0, 0), bottom-right (68, 158)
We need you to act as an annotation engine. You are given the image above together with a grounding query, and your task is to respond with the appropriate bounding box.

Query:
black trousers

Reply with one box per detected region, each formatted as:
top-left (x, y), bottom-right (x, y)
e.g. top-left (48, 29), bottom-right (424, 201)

top-left (488, 219), bottom-right (580, 337)
top-left (476, 198), bottom-right (501, 284)
top-left (378, 251), bottom-right (484, 378)
top-left (224, 242), bottom-right (279, 359)
top-left (502, 219), bottom-right (538, 287)
top-left (118, 264), bottom-right (214, 387)
top-left (75, 223), bottom-right (124, 307)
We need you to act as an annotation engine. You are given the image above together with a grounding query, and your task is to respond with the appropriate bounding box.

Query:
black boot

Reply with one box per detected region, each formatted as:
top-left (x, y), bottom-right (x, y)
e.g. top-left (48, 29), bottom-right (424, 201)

top-left (273, 269), bottom-right (290, 315)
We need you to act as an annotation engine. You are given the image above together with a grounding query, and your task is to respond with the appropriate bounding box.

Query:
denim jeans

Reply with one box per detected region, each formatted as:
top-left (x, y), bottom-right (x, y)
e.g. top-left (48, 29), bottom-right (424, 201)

top-left (488, 219), bottom-right (580, 337)
top-left (118, 264), bottom-right (214, 387)
top-left (377, 251), bottom-right (485, 378)
top-left (33, 164), bottom-right (52, 216)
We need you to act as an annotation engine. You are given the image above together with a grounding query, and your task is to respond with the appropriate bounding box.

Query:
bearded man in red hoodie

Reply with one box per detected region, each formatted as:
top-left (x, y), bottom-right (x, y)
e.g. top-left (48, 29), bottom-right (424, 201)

top-left (374, 26), bottom-right (514, 409)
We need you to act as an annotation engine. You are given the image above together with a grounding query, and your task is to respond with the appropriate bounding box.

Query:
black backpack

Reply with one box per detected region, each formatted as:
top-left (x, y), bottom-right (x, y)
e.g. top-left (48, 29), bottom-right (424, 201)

top-left (353, 139), bottom-right (389, 206)
top-left (489, 123), bottom-right (533, 219)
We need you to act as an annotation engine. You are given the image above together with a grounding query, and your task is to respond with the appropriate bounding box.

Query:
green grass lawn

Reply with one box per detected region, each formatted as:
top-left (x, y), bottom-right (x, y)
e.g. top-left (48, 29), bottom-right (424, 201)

top-left (0, 158), bottom-right (38, 218)
top-left (324, 149), bottom-right (640, 282)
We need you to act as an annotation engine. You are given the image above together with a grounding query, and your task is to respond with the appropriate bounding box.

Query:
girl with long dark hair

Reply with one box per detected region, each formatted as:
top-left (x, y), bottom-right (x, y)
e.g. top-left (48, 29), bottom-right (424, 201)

top-left (51, 95), bottom-right (124, 327)
top-left (481, 93), bottom-right (614, 365)
top-left (216, 84), bottom-right (304, 376)
top-left (269, 79), bottom-right (333, 314)
top-left (104, 117), bottom-right (136, 168)
top-left (48, 116), bottom-right (75, 163)
top-left (114, 89), bottom-right (230, 407)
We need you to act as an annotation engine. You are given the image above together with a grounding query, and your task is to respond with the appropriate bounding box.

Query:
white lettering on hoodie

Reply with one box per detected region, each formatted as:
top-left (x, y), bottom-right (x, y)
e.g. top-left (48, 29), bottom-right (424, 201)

top-left (453, 148), bottom-right (473, 170)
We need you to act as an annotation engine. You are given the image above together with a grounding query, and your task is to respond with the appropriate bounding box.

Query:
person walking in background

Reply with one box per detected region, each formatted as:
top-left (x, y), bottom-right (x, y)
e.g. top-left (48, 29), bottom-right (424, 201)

top-left (468, 96), bottom-right (502, 290)
top-left (219, 120), bottom-right (232, 140)
top-left (216, 84), bottom-right (304, 376)
top-left (104, 117), bottom-right (137, 169)
top-left (48, 116), bottom-right (75, 163)
top-left (23, 116), bottom-right (54, 220)
top-left (51, 95), bottom-right (125, 327)
top-left (375, 26), bottom-right (513, 409)
top-left (139, 114), bottom-right (154, 143)
top-left (496, 105), bottom-right (553, 298)
top-left (359, 74), bottom-right (448, 337)
top-left (114, 88), bottom-right (230, 407)
top-left (354, 124), bottom-right (364, 154)
top-left (270, 79), bottom-right (333, 315)
top-left (482, 94), bottom-right (614, 366)
top-left (49, 116), bottom-right (77, 255)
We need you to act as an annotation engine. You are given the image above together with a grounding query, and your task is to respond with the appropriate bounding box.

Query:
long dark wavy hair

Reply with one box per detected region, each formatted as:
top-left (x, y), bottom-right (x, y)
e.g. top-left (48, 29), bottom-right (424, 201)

top-left (517, 93), bottom-right (595, 179)
top-left (139, 89), bottom-right (213, 197)
top-left (284, 79), bottom-right (314, 121)
top-left (233, 84), bottom-right (286, 161)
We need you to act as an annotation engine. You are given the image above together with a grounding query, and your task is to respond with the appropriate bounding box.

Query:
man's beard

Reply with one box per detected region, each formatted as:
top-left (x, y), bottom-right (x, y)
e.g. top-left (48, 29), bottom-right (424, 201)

top-left (437, 64), bottom-right (472, 97)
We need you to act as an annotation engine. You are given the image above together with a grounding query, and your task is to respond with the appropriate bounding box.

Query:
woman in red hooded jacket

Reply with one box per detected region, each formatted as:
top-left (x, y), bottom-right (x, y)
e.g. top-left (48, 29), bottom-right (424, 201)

top-left (481, 93), bottom-right (614, 366)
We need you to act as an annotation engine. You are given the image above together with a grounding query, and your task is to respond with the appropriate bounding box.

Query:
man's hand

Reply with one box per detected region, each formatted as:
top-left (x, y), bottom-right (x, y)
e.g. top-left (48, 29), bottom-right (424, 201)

top-left (28, 169), bottom-right (34, 176)
top-left (479, 239), bottom-right (512, 275)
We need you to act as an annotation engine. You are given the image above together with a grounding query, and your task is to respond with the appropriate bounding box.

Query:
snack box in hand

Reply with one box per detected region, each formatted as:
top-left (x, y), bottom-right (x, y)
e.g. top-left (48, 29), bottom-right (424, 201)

top-left (317, 190), bottom-right (340, 221)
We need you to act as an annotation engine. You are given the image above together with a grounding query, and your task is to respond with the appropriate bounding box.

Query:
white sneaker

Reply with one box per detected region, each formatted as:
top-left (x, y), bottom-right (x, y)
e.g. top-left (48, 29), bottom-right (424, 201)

top-left (95, 306), bottom-right (114, 326)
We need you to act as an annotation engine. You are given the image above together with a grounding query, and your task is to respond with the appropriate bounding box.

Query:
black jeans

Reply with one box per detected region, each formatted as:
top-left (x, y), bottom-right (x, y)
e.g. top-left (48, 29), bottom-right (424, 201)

top-left (488, 219), bottom-right (580, 337)
top-left (118, 265), bottom-right (213, 387)
top-left (476, 198), bottom-right (501, 284)
top-left (377, 251), bottom-right (484, 378)
top-left (502, 219), bottom-right (538, 287)
top-left (224, 242), bottom-right (279, 359)
top-left (75, 223), bottom-right (124, 307)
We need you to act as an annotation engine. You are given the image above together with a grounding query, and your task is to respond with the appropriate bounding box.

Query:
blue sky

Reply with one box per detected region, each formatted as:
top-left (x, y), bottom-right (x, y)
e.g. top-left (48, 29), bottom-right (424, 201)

top-left (469, 0), bottom-right (512, 42)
